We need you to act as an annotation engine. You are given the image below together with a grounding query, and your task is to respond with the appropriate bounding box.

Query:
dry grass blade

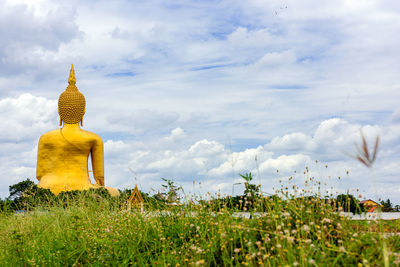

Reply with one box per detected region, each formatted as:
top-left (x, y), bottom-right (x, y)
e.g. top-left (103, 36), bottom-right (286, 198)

top-left (372, 136), bottom-right (379, 162)
top-left (361, 132), bottom-right (370, 161)
top-left (357, 156), bottom-right (370, 168)
top-left (355, 131), bottom-right (379, 168)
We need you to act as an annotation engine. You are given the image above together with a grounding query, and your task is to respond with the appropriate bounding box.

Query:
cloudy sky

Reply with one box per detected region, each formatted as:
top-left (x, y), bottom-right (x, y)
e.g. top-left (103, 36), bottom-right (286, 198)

top-left (1, 0), bottom-right (399, 203)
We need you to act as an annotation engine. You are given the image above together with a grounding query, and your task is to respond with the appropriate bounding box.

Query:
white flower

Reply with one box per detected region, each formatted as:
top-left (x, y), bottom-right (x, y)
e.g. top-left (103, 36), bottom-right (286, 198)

top-left (322, 218), bottom-right (331, 223)
top-left (302, 225), bottom-right (310, 232)
top-left (195, 259), bottom-right (205, 266)
top-left (287, 236), bottom-right (295, 243)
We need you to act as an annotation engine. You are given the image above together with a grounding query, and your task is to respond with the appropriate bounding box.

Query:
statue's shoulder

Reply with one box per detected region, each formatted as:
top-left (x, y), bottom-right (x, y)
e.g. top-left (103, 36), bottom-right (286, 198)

top-left (38, 129), bottom-right (61, 141)
top-left (80, 129), bottom-right (103, 142)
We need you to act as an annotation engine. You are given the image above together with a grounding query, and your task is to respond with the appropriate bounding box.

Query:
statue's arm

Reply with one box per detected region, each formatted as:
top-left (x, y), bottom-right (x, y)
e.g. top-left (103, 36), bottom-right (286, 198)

top-left (36, 136), bottom-right (45, 181)
top-left (91, 137), bottom-right (105, 186)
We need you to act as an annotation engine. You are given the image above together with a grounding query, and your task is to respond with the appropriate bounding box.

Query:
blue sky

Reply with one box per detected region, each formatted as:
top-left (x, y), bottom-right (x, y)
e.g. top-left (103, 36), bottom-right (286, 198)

top-left (0, 0), bottom-right (399, 203)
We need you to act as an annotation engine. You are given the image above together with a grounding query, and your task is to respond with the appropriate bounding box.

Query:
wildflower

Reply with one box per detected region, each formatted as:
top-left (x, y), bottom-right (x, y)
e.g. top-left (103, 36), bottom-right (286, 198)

top-left (308, 259), bottom-right (315, 265)
top-left (302, 225), bottom-right (310, 232)
top-left (234, 248), bottom-right (241, 253)
top-left (322, 218), bottom-right (331, 224)
top-left (293, 262), bottom-right (299, 266)
top-left (195, 259), bottom-right (205, 266)
top-left (287, 236), bottom-right (295, 243)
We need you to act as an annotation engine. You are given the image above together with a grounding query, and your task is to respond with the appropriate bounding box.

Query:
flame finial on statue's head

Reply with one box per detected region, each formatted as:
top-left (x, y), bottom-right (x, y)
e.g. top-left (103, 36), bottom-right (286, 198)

top-left (68, 64), bottom-right (76, 85)
top-left (58, 64), bottom-right (86, 125)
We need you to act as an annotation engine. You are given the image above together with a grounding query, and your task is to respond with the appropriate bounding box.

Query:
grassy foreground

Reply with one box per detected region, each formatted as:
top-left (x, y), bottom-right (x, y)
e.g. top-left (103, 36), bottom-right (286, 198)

top-left (0, 189), bottom-right (399, 266)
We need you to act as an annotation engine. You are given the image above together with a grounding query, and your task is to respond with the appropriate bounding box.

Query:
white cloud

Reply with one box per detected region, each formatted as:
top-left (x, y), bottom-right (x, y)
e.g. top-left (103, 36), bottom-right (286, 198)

top-left (259, 154), bottom-right (311, 173)
top-left (0, 94), bottom-right (57, 141)
top-left (256, 50), bottom-right (296, 67)
top-left (0, 1), bottom-right (82, 77)
top-left (266, 132), bottom-right (317, 151)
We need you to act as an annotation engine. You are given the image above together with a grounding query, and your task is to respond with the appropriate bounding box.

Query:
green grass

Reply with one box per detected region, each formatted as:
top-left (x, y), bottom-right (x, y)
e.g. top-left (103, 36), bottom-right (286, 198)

top-left (0, 189), bottom-right (399, 266)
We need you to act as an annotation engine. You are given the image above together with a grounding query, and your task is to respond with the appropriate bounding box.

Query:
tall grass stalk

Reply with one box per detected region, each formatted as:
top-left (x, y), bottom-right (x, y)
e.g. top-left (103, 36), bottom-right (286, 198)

top-left (0, 179), bottom-right (399, 266)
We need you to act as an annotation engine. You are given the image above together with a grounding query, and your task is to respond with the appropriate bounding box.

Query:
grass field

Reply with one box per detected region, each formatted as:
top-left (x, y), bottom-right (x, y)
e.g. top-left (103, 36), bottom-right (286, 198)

top-left (0, 186), bottom-right (399, 266)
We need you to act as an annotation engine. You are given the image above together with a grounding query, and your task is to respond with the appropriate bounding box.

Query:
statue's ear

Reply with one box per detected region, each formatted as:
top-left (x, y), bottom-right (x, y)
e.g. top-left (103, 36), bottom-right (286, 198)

top-left (59, 117), bottom-right (62, 126)
top-left (81, 108), bottom-right (85, 126)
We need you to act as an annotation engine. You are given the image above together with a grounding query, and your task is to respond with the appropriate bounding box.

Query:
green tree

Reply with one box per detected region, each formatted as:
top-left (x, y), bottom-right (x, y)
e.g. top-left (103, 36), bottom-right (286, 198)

top-left (380, 199), bottom-right (394, 212)
top-left (336, 194), bottom-right (362, 214)
top-left (239, 172), bottom-right (260, 198)
top-left (8, 179), bottom-right (35, 201)
top-left (159, 178), bottom-right (183, 204)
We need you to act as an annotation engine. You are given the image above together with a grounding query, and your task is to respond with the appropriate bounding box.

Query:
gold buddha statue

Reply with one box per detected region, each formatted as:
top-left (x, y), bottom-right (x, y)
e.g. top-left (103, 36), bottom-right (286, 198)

top-left (36, 65), bottom-right (119, 196)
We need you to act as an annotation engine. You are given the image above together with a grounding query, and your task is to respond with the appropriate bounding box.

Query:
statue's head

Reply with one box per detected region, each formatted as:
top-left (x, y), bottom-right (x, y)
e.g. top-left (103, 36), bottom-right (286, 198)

top-left (58, 65), bottom-right (86, 126)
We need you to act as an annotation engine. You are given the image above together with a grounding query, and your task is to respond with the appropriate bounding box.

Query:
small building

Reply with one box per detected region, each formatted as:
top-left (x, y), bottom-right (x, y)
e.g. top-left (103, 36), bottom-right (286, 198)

top-left (360, 199), bottom-right (382, 212)
top-left (128, 185), bottom-right (144, 212)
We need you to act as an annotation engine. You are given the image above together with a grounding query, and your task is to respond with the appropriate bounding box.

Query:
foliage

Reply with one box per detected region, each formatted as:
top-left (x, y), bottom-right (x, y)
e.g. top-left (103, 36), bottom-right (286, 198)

top-left (380, 199), bottom-right (394, 212)
top-left (2, 179), bottom-right (166, 212)
top-left (336, 194), bottom-right (363, 214)
top-left (8, 179), bottom-right (35, 201)
top-left (0, 184), bottom-right (399, 266)
top-left (1, 172), bottom-right (400, 265)
top-left (239, 172), bottom-right (261, 198)
top-left (155, 178), bottom-right (183, 204)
